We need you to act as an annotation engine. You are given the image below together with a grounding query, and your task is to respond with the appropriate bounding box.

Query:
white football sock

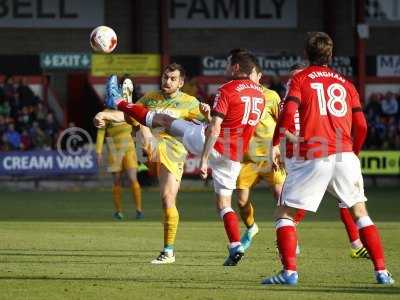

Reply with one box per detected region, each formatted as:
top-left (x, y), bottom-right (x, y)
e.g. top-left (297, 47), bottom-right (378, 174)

top-left (351, 239), bottom-right (363, 249)
top-left (229, 242), bottom-right (241, 249)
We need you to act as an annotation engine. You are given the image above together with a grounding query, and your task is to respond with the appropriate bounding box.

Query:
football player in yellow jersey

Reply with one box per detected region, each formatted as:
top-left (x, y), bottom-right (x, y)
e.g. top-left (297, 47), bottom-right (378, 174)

top-left (236, 65), bottom-right (286, 251)
top-left (137, 63), bottom-right (206, 264)
top-left (96, 78), bottom-right (143, 221)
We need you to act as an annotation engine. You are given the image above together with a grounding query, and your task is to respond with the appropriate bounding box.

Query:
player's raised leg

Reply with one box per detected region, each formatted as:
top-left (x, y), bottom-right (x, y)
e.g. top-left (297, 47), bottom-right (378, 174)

top-left (103, 75), bottom-right (150, 125)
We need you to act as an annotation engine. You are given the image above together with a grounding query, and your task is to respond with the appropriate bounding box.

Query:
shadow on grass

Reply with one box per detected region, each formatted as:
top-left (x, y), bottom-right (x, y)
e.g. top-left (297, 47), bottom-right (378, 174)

top-left (0, 260), bottom-right (152, 265)
top-left (0, 275), bottom-right (397, 295)
top-left (164, 285), bottom-right (400, 295)
top-left (0, 252), bottom-right (155, 258)
top-left (0, 248), bottom-right (220, 253)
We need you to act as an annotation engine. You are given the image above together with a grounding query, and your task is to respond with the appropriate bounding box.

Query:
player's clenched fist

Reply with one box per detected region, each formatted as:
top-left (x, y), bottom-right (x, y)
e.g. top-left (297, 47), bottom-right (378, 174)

top-left (199, 103), bottom-right (211, 122)
top-left (271, 145), bottom-right (283, 171)
top-left (199, 159), bottom-right (208, 180)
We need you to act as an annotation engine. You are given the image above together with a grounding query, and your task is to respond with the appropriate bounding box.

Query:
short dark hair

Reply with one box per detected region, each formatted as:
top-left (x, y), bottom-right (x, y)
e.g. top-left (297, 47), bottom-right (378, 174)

top-left (305, 32), bottom-right (333, 65)
top-left (164, 63), bottom-right (186, 80)
top-left (228, 48), bottom-right (249, 57)
top-left (230, 52), bottom-right (258, 76)
top-left (228, 49), bottom-right (262, 75)
top-left (289, 63), bottom-right (306, 73)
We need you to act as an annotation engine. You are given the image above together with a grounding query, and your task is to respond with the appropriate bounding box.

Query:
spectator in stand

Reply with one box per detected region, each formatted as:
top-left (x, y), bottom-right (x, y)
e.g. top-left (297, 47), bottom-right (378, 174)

top-left (381, 92), bottom-right (398, 116)
top-left (43, 112), bottom-right (59, 147)
top-left (9, 91), bottom-right (21, 119)
top-left (0, 82), bottom-right (4, 100)
top-left (365, 126), bottom-right (382, 150)
top-left (17, 77), bottom-right (37, 108)
top-left (16, 106), bottom-right (33, 131)
top-left (5, 123), bottom-right (22, 150)
top-left (385, 117), bottom-right (399, 149)
top-left (20, 129), bottom-right (32, 150)
top-left (374, 115), bottom-right (387, 138)
top-left (3, 76), bottom-right (16, 101)
top-left (30, 121), bottom-right (50, 150)
top-left (0, 98), bottom-right (10, 117)
top-left (0, 133), bottom-right (8, 151)
top-left (0, 115), bottom-right (6, 137)
top-left (33, 102), bottom-right (48, 127)
top-left (0, 76), bottom-right (62, 152)
top-left (363, 90), bottom-right (400, 150)
top-left (365, 93), bottom-right (382, 120)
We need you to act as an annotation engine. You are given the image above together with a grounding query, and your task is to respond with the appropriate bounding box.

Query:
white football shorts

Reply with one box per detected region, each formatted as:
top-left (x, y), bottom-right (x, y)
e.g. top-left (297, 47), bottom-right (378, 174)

top-left (209, 150), bottom-right (242, 196)
top-left (180, 121), bottom-right (241, 196)
top-left (280, 152), bottom-right (367, 212)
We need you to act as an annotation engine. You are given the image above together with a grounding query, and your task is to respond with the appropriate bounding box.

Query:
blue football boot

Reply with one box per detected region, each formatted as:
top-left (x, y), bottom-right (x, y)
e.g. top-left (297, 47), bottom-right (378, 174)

top-left (261, 270), bottom-right (299, 285)
top-left (105, 75), bottom-right (122, 109)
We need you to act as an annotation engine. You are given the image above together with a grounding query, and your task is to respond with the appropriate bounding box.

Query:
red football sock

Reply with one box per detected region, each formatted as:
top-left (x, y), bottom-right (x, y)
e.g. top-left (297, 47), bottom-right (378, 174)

top-left (359, 225), bottom-right (386, 271)
top-left (293, 209), bottom-right (306, 224)
top-left (276, 220), bottom-right (297, 271)
top-left (223, 211), bottom-right (241, 243)
top-left (117, 101), bottom-right (149, 125)
top-left (340, 208), bottom-right (360, 243)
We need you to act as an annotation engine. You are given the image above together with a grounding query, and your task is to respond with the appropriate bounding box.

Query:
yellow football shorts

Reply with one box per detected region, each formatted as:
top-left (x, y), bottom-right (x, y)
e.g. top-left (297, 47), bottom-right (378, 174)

top-left (145, 138), bottom-right (185, 181)
top-left (236, 161), bottom-right (286, 189)
top-left (107, 148), bottom-right (138, 173)
top-left (155, 141), bottom-right (185, 181)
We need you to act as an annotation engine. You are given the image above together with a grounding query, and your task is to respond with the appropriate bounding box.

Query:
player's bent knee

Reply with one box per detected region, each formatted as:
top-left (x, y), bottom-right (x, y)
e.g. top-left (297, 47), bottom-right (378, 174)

top-left (127, 169), bottom-right (137, 182)
top-left (161, 191), bottom-right (177, 209)
top-left (215, 194), bottom-right (232, 211)
top-left (351, 202), bottom-right (368, 219)
top-left (236, 190), bottom-right (249, 207)
top-left (113, 173), bottom-right (122, 185)
top-left (274, 205), bottom-right (297, 220)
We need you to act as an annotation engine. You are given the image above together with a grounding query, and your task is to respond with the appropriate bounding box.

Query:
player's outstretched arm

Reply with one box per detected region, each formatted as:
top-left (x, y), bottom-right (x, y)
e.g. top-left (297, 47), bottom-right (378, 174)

top-left (351, 110), bottom-right (368, 156)
top-left (199, 116), bottom-right (223, 179)
top-left (93, 111), bottom-right (125, 128)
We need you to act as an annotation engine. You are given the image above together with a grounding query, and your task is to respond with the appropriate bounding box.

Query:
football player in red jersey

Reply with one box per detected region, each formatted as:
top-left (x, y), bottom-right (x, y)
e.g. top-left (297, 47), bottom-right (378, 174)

top-left (284, 64), bottom-right (370, 259)
top-left (199, 52), bottom-right (265, 266)
top-left (262, 32), bottom-right (394, 285)
top-left (98, 53), bottom-right (264, 266)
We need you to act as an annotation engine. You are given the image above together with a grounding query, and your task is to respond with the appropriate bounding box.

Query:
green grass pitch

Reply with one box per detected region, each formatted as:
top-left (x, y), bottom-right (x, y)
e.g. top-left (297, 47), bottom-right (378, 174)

top-left (0, 186), bottom-right (398, 299)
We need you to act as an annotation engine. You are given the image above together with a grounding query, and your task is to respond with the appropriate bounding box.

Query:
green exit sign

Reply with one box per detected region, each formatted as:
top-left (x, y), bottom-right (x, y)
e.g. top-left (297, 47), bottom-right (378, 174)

top-left (40, 53), bottom-right (91, 70)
